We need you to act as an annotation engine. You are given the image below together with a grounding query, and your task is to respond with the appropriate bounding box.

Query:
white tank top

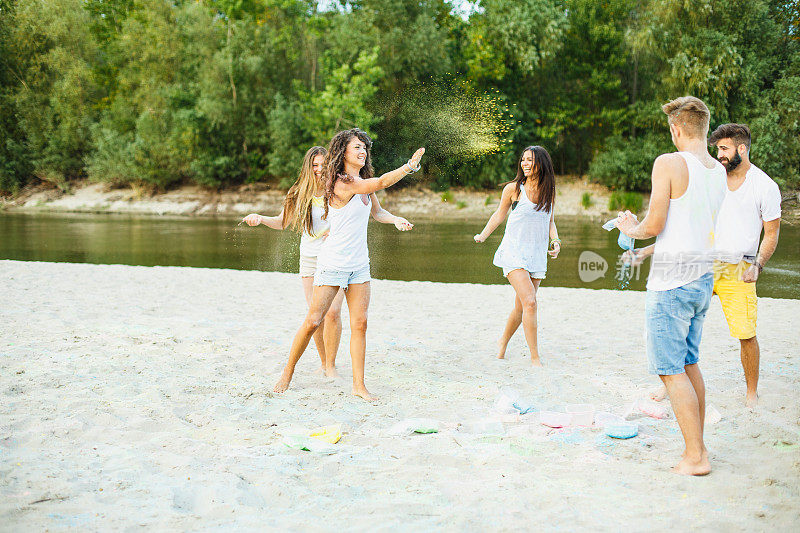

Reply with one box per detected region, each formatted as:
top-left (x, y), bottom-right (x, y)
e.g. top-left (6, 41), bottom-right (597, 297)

top-left (492, 185), bottom-right (550, 274)
top-left (316, 193), bottom-right (371, 271)
top-left (299, 196), bottom-right (329, 257)
top-left (646, 152), bottom-right (727, 291)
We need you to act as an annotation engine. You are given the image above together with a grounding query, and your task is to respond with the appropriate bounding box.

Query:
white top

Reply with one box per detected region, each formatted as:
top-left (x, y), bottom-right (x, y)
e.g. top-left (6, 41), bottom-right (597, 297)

top-left (714, 164), bottom-right (781, 264)
top-left (647, 152), bottom-right (727, 291)
top-left (299, 196), bottom-right (330, 257)
top-left (493, 185), bottom-right (551, 275)
top-left (316, 193), bottom-right (372, 271)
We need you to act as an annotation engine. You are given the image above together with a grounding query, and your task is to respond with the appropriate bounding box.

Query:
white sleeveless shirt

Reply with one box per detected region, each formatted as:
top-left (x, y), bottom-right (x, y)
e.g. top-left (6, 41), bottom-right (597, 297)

top-left (646, 152), bottom-right (726, 291)
top-left (493, 185), bottom-right (551, 274)
top-left (316, 193), bottom-right (371, 271)
top-left (299, 196), bottom-right (329, 257)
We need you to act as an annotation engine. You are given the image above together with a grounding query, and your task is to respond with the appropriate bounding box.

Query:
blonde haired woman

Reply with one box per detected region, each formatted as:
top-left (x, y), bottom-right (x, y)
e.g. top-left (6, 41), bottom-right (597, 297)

top-left (244, 146), bottom-right (345, 377)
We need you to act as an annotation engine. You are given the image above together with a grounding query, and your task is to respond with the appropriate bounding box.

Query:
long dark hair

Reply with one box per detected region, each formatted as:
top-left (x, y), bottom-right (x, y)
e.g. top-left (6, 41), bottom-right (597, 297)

top-left (323, 128), bottom-right (374, 219)
top-left (282, 146), bottom-right (327, 236)
top-left (510, 145), bottom-right (555, 212)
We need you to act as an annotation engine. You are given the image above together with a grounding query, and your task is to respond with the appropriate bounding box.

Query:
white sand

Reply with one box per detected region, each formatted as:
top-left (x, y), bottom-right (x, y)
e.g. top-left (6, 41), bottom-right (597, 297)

top-left (1, 260), bottom-right (798, 530)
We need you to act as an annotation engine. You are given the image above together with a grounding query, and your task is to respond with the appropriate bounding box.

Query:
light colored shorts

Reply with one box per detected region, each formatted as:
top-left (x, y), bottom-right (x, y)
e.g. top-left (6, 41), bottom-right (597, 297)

top-left (502, 267), bottom-right (546, 279)
top-left (713, 261), bottom-right (757, 339)
top-left (299, 255), bottom-right (318, 277)
top-left (314, 264), bottom-right (370, 289)
top-left (645, 272), bottom-right (713, 375)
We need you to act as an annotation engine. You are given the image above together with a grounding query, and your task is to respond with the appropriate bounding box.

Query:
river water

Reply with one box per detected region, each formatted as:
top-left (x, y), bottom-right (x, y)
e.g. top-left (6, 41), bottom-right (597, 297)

top-left (1, 212), bottom-right (797, 298)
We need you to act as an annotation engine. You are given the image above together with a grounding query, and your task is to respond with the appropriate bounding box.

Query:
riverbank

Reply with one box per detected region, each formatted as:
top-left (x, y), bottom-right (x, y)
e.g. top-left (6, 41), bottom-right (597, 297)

top-left (1, 177), bottom-right (628, 220)
top-left (2, 261), bottom-right (798, 530)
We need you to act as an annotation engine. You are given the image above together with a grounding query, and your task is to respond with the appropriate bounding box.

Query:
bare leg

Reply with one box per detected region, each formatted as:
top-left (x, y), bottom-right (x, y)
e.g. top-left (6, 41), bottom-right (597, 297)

top-left (506, 270), bottom-right (542, 366)
top-left (684, 363), bottom-right (706, 442)
top-left (497, 295), bottom-right (522, 359)
top-left (301, 277), bottom-right (327, 368)
top-left (274, 285), bottom-right (341, 393)
top-left (740, 336), bottom-right (759, 408)
top-left (343, 282), bottom-right (377, 401)
top-left (323, 289), bottom-right (345, 378)
top-left (660, 369), bottom-right (710, 476)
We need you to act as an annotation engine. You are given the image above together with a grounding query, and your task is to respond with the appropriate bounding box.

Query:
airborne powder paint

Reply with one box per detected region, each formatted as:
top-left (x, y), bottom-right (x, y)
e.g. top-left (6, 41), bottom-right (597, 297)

top-left (377, 80), bottom-right (515, 160)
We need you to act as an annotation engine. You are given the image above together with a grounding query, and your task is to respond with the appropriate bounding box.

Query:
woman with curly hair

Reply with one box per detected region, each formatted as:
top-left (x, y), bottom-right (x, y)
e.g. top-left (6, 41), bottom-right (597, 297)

top-left (274, 129), bottom-right (424, 400)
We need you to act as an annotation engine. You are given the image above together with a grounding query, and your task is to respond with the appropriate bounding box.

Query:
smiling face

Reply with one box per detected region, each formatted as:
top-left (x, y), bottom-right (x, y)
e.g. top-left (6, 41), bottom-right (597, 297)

top-left (344, 136), bottom-right (368, 171)
top-left (312, 154), bottom-right (325, 183)
top-left (714, 138), bottom-right (746, 172)
top-left (520, 149), bottom-right (534, 178)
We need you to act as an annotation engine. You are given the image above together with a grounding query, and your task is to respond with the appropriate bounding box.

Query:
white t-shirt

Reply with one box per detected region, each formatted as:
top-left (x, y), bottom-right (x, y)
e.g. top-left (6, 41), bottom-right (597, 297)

top-left (714, 164), bottom-right (782, 264)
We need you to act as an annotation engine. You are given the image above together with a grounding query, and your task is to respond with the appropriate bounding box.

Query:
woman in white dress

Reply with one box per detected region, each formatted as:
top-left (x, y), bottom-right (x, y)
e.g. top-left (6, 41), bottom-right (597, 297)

top-left (474, 146), bottom-right (561, 365)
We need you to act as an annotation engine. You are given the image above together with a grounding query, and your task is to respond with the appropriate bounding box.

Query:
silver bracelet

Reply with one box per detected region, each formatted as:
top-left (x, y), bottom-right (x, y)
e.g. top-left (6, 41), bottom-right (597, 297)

top-left (406, 159), bottom-right (421, 173)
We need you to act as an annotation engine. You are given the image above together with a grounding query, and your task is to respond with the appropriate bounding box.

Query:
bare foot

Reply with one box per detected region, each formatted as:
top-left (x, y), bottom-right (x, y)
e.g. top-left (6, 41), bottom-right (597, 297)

top-left (672, 454), bottom-right (711, 476)
top-left (273, 370), bottom-right (292, 393)
top-left (324, 366), bottom-right (340, 379)
top-left (649, 385), bottom-right (668, 402)
top-left (530, 357), bottom-right (543, 367)
top-left (745, 392), bottom-right (758, 409)
top-left (681, 448), bottom-right (709, 460)
top-left (352, 386), bottom-right (378, 402)
top-left (497, 339), bottom-right (507, 359)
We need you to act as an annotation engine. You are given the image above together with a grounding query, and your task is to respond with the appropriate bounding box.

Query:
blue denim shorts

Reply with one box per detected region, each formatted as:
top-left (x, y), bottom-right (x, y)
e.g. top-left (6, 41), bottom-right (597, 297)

top-left (645, 273), bottom-right (713, 375)
top-left (313, 264), bottom-right (370, 289)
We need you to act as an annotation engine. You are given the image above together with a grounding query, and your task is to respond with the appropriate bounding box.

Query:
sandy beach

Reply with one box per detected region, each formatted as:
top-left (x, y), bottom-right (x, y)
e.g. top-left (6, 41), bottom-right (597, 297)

top-left (1, 260), bottom-right (799, 530)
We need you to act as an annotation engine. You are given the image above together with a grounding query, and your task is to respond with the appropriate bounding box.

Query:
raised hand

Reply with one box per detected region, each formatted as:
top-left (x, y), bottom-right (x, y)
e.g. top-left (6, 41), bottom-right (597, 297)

top-left (408, 147), bottom-right (425, 170)
top-left (615, 210), bottom-right (638, 235)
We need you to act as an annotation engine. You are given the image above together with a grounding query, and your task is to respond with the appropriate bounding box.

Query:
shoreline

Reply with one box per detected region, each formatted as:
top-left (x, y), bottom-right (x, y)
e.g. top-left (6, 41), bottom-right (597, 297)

top-left (1, 178), bottom-right (633, 220)
top-left (2, 260), bottom-right (799, 529)
top-left (5, 179), bottom-right (798, 222)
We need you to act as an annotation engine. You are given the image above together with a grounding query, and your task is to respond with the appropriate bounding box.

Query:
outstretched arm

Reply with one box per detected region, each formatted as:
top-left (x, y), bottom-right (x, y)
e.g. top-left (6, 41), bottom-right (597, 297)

top-left (370, 193), bottom-right (413, 231)
top-left (337, 148), bottom-right (425, 197)
top-left (474, 183), bottom-right (514, 242)
top-left (243, 208), bottom-right (288, 230)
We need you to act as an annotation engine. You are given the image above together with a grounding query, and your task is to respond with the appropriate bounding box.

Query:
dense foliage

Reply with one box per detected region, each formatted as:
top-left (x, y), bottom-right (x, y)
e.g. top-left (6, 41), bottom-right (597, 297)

top-left (1, 0), bottom-right (797, 194)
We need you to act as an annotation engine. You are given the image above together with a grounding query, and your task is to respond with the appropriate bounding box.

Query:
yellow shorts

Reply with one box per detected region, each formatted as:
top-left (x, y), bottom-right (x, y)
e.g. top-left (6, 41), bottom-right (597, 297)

top-left (712, 261), bottom-right (757, 339)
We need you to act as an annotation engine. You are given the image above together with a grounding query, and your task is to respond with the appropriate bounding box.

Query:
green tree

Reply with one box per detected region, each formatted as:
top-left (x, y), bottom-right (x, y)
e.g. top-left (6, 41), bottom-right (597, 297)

top-left (0, 0), bottom-right (32, 193)
top-left (267, 47), bottom-right (384, 181)
top-left (8, 0), bottom-right (102, 188)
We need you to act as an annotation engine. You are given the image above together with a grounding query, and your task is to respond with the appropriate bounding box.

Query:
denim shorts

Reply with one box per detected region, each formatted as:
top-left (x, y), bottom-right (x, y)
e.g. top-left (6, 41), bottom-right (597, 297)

top-left (502, 267), bottom-right (546, 279)
top-left (645, 272), bottom-right (713, 375)
top-left (314, 264), bottom-right (370, 289)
